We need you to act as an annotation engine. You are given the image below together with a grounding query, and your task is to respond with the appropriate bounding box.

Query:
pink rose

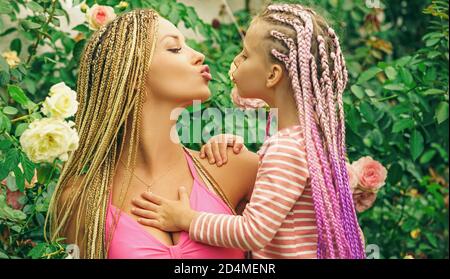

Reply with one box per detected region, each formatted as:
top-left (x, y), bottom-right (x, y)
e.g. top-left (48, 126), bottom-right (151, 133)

top-left (352, 156), bottom-right (387, 192)
top-left (346, 161), bottom-right (359, 191)
top-left (86, 4), bottom-right (116, 31)
top-left (1, 180), bottom-right (25, 210)
top-left (353, 191), bottom-right (377, 213)
top-left (6, 189), bottom-right (25, 210)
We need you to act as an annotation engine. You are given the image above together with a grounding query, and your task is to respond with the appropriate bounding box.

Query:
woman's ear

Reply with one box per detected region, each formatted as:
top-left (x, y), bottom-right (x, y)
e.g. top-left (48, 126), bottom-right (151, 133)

top-left (266, 64), bottom-right (284, 88)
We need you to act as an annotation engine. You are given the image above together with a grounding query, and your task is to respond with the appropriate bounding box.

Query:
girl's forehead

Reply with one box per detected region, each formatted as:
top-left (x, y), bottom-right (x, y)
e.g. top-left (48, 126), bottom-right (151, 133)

top-left (244, 21), bottom-right (265, 49)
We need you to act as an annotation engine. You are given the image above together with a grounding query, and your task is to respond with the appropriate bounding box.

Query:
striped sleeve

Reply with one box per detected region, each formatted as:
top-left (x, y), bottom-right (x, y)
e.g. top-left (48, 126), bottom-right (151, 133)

top-left (188, 136), bottom-right (309, 251)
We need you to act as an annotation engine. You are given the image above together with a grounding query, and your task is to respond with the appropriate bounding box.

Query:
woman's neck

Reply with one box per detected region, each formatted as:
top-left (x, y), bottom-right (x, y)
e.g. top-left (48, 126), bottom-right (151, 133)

top-left (119, 100), bottom-right (185, 175)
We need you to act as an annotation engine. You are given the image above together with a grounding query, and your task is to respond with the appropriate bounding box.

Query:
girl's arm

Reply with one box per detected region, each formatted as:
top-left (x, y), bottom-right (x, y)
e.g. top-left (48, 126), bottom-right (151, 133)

top-left (131, 134), bottom-right (309, 251)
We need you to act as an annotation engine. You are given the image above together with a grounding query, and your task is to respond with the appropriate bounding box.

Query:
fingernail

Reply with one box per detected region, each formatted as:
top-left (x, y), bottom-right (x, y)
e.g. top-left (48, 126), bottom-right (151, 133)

top-left (131, 208), bottom-right (136, 212)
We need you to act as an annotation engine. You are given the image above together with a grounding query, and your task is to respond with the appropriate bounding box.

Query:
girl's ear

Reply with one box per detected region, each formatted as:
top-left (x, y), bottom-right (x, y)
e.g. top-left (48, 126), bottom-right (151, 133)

top-left (266, 64), bottom-right (284, 88)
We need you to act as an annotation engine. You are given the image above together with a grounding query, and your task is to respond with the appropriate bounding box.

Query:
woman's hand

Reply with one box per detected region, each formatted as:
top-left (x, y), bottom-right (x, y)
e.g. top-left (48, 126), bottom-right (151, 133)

top-left (200, 134), bottom-right (247, 167)
top-left (131, 187), bottom-right (200, 232)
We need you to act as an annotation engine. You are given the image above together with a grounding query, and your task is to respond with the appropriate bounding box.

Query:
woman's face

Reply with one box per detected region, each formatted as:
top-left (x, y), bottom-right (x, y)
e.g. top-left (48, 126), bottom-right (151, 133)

top-left (146, 17), bottom-right (211, 105)
top-left (230, 20), bottom-right (271, 100)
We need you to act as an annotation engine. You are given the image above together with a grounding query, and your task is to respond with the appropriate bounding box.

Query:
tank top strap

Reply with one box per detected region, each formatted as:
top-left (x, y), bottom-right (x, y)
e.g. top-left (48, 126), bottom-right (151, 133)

top-left (182, 147), bottom-right (202, 182)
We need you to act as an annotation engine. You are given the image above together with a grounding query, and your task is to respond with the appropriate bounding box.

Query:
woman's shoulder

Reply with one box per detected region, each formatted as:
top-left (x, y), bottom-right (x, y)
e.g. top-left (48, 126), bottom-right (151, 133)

top-left (186, 148), bottom-right (258, 201)
top-left (187, 148), bottom-right (259, 179)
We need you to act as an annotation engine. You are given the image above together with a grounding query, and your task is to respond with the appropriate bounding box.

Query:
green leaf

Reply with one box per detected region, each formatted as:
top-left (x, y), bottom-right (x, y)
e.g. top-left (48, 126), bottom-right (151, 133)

top-left (28, 243), bottom-right (47, 259)
top-left (357, 67), bottom-right (382, 84)
top-left (360, 102), bottom-right (375, 123)
top-left (10, 38), bottom-right (21, 55)
top-left (424, 232), bottom-right (438, 248)
top-left (419, 149), bottom-right (436, 164)
top-left (13, 165), bottom-right (25, 192)
top-left (14, 122), bottom-right (29, 137)
top-left (425, 37), bottom-right (440, 47)
top-left (395, 56), bottom-right (412, 67)
top-left (0, 0), bottom-right (13, 14)
top-left (392, 118), bottom-right (414, 133)
top-left (0, 139), bottom-right (12, 150)
top-left (388, 163), bottom-right (403, 185)
top-left (383, 83), bottom-right (406, 91)
top-left (20, 152), bottom-right (35, 184)
top-left (350, 85), bottom-right (365, 99)
top-left (4, 148), bottom-right (19, 173)
top-left (435, 102), bottom-right (449, 124)
top-left (7, 85), bottom-right (31, 106)
top-left (72, 39), bottom-right (86, 61)
top-left (410, 130), bottom-right (424, 161)
top-left (26, 1), bottom-right (44, 13)
top-left (385, 66), bottom-right (398, 80)
top-left (422, 88), bottom-right (446, 95)
top-left (3, 106), bottom-right (18, 115)
top-left (0, 250), bottom-right (9, 259)
top-left (73, 24), bottom-right (90, 33)
top-left (53, 8), bottom-right (65, 17)
top-left (21, 20), bottom-right (41, 29)
top-left (0, 55), bottom-right (9, 72)
top-left (399, 68), bottom-right (414, 86)
top-left (0, 71), bottom-right (10, 86)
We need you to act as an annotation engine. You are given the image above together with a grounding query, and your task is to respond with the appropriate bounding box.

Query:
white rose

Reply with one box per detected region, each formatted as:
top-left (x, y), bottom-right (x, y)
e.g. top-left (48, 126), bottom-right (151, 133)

top-left (86, 4), bottom-right (116, 31)
top-left (20, 118), bottom-right (79, 163)
top-left (41, 82), bottom-right (79, 119)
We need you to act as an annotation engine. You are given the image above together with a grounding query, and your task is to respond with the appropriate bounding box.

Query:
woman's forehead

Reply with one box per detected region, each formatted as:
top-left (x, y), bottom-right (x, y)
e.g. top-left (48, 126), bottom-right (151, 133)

top-left (157, 17), bottom-right (183, 41)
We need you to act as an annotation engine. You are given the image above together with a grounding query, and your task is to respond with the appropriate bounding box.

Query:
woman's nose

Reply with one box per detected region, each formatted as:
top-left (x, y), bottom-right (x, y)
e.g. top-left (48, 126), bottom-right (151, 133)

top-left (193, 49), bottom-right (205, 65)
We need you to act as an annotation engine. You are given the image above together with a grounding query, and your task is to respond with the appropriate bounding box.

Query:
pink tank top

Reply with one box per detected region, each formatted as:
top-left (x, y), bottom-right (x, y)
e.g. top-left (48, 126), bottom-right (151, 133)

top-left (105, 148), bottom-right (245, 259)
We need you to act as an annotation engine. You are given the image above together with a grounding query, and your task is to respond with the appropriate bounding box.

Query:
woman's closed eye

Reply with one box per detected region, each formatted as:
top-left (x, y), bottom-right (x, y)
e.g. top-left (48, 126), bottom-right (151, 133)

top-left (168, 47), bottom-right (182, 53)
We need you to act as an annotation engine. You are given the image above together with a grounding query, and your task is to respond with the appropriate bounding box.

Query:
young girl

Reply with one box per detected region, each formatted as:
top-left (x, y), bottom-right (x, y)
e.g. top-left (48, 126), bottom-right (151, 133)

top-left (130, 3), bottom-right (366, 259)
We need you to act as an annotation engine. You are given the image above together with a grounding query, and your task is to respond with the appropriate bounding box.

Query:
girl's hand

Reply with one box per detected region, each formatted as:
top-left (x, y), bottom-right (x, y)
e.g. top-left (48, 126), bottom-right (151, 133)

top-left (200, 134), bottom-right (246, 167)
top-left (131, 187), bottom-right (199, 232)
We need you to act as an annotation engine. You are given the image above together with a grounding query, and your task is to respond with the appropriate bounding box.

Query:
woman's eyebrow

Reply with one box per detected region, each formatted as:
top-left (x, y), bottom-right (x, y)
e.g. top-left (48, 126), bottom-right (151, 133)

top-left (161, 34), bottom-right (184, 42)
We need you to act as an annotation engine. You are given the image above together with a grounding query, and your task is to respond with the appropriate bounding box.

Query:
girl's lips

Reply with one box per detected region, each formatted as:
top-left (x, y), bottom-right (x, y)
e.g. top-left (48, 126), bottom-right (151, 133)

top-left (201, 72), bottom-right (212, 81)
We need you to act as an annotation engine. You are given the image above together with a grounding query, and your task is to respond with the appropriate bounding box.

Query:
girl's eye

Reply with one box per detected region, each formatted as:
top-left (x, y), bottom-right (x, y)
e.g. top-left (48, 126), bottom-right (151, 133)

top-left (168, 47), bottom-right (182, 53)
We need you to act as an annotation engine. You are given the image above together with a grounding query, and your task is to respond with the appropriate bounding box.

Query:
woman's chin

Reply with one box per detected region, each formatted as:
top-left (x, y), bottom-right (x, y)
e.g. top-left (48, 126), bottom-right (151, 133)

top-left (197, 89), bottom-right (211, 102)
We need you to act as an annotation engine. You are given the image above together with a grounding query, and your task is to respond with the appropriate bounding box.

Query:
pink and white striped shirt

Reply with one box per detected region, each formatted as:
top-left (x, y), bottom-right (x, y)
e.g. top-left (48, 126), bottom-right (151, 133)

top-left (189, 125), bottom-right (318, 259)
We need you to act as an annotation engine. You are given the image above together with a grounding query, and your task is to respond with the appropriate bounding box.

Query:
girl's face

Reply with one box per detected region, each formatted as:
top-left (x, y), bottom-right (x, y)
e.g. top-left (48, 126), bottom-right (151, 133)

top-left (146, 17), bottom-right (211, 106)
top-left (231, 20), bottom-right (273, 100)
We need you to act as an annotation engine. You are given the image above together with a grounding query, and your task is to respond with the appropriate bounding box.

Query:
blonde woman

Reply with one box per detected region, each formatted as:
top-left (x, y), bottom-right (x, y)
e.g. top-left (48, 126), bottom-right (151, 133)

top-left (45, 9), bottom-right (258, 259)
